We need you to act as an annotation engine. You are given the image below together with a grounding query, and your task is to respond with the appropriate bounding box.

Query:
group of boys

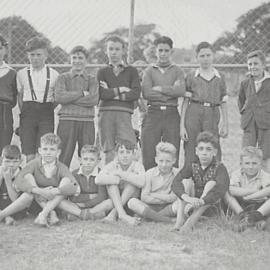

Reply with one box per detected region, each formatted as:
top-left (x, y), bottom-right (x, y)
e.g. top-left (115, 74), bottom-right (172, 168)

top-left (0, 33), bottom-right (270, 232)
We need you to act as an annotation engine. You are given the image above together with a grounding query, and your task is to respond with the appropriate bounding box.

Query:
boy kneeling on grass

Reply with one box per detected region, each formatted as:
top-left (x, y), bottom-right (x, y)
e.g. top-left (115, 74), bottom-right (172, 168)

top-left (225, 146), bottom-right (270, 232)
top-left (172, 131), bottom-right (229, 232)
top-left (95, 139), bottom-right (145, 225)
top-left (0, 133), bottom-right (81, 227)
top-left (128, 142), bottom-right (179, 223)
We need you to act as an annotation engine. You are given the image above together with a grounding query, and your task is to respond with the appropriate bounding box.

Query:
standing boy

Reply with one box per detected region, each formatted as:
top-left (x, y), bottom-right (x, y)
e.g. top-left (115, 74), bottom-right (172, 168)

top-left (17, 37), bottom-right (59, 162)
top-left (0, 133), bottom-right (80, 227)
top-left (97, 35), bottom-right (141, 164)
top-left (225, 146), bottom-right (270, 231)
top-left (238, 50), bottom-right (270, 172)
top-left (128, 142), bottom-right (179, 223)
top-left (0, 35), bottom-right (17, 153)
top-left (172, 131), bottom-right (229, 232)
top-left (141, 36), bottom-right (186, 170)
top-left (55, 46), bottom-right (98, 167)
top-left (180, 42), bottom-right (228, 167)
top-left (95, 139), bottom-right (145, 225)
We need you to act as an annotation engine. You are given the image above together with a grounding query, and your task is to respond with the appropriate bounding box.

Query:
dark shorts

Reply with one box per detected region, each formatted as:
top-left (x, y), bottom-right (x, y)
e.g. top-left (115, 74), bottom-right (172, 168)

top-left (237, 197), bottom-right (265, 211)
top-left (20, 101), bottom-right (54, 155)
top-left (148, 203), bottom-right (170, 212)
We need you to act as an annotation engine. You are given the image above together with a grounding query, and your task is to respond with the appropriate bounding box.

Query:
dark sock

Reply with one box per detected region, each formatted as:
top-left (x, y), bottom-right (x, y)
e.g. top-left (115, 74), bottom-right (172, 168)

top-left (247, 210), bottom-right (264, 224)
top-left (142, 206), bottom-right (172, 223)
top-left (158, 204), bottom-right (175, 217)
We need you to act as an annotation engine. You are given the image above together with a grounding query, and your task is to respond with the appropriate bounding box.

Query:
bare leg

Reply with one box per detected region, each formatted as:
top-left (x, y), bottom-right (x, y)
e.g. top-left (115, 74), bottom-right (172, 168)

top-left (258, 198), bottom-right (270, 217)
top-left (224, 192), bottom-right (243, 215)
top-left (173, 198), bottom-right (187, 230)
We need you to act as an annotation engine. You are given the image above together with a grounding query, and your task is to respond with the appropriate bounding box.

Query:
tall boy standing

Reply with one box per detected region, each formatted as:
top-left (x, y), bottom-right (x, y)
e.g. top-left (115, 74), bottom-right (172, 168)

top-left (55, 46), bottom-right (98, 167)
top-left (141, 36), bottom-right (186, 170)
top-left (17, 37), bottom-right (59, 162)
top-left (238, 50), bottom-right (270, 172)
top-left (97, 35), bottom-right (141, 164)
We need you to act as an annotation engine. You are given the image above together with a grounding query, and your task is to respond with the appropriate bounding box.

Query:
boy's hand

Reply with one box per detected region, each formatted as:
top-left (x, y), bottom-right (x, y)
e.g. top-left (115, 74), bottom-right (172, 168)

top-left (152, 86), bottom-right (162, 92)
top-left (2, 167), bottom-right (15, 181)
top-left (185, 197), bottom-right (203, 208)
top-left (180, 126), bottom-right (189, 141)
top-left (119, 86), bottom-right (131, 93)
top-left (100, 81), bottom-right (108, 89)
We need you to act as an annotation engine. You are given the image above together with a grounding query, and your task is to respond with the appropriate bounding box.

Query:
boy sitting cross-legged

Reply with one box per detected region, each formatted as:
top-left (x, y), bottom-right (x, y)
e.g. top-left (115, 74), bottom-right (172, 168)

top-left (0, 133), bottom-right (80, 227)
top-left (128, 142), bottom-right (179, 223)
top-left (172, 131), bottom-right (229, 232)
top-left (95, 139), bottom-right (145, 225)
top-left (225, 146), bottom-right (270, 231)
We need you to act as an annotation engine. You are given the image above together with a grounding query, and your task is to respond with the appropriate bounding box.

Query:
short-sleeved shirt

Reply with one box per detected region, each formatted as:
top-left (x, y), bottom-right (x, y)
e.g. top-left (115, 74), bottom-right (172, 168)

top-left (186, 68), bottom-right (227, 105)
top-left (17, 65), bottom-right (59, 103)
top-left (14, 157), bottom-right (78, 193)
top-left (230, 169), bottom-right (270, 190)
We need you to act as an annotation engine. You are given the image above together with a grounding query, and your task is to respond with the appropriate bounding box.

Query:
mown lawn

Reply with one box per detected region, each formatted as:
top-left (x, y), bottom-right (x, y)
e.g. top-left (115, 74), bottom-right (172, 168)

top-left (1, 97), bottom-right (270, 270)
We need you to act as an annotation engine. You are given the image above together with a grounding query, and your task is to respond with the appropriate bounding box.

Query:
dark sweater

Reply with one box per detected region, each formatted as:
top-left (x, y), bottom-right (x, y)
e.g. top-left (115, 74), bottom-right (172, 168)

top-left (97, 65), bottom-right (141, 113)
top-left (0, 69), bottom-right (17, 107)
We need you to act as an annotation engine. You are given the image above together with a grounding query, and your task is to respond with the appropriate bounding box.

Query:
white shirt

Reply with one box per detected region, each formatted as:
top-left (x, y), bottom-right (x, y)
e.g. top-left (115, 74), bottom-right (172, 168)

top-left (17, 65), bottom-right (59, 102)
top-left (254, 71), bottom-right (270, 92)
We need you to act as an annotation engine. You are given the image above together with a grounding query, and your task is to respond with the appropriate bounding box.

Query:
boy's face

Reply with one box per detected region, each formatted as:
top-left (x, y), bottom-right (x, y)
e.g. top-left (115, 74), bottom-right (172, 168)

top-left (197, 48), bottom-right (214, 69)
top-left (117, 145), bottom-right (134, 166)
top-left (80, 152), bottom-right (98, 172)
top-left (195, 142), bottom-right (217, 167)
top-left (155, 152), bottom-right (175, 175)
top-left (38, 143), bottom-right (60, 164)
top-left (2, 157), bottom-right (21, 173)
top-left (248, 56), bottom-right (265, 80)
top-left (241, 156), bottom-right (261, 178)
top-left (156, 43), bottom-right (172, 64)
top-left (106, 41), bottom-right (124, 64)
top-left (27, 48), bottom-right (47, 69)
top-left (71, 52), bottom-right (87, 72)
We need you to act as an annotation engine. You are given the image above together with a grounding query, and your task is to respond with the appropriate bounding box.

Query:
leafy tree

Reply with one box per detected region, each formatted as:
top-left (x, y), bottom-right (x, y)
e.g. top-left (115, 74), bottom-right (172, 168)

top-left (213, 2), bottom-right (270, 63)
top-left (0, 16), bottom-right (68, 64)
top-left (88, 23), bottom-right (161, 64)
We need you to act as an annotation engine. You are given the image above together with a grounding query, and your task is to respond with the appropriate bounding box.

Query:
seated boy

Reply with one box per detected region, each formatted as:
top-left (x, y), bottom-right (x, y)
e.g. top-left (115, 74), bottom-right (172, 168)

top-left (172, 131), bottom-right (229, 231)
top-left (95, 139), bottom-right (145, 225)
top-left (57, 145), bottom-right (107, 220)
top-left (225, 146), bottom-right (270, 231)
top-left (0, 145), bottom-right (22, 225)
top-left (128, 142), bottom-right (179, 223)
top-left (0, 133), bottom-right (80, 227)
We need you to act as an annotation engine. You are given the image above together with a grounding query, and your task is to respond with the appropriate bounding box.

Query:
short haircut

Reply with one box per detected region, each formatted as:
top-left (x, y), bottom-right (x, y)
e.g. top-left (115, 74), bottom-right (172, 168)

top-left (70, 45), bottom-right (89, 58)
top-left (105, 35), bottom-right (125, 48)
top-left (247, 50), bottom-right (266, 64)
top-left (0, 35), bottom-right (8, 47)
top-left (80, 145), bottom-right (100, 159)
top-left (155, 142), bottom-right (176, 158)
top-left (40, 133), bottom-right (61, 148)
top-left (196, 41), bottom-right (213, 55)
top-left (1, 145), bottom-right (21, 160)
top-left (115, 139), bottom-right (136, 152)
top-left (154, 36), bottom-right (173, 48)
top-left (240, 146), bottom-right (263, 162)
top-left (196, 131), bottom-right (218, 149)
top-left (26, 36), bottom-right (49, 52)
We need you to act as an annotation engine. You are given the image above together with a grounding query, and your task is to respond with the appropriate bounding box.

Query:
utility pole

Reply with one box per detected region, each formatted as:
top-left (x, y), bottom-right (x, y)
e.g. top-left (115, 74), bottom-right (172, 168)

top-left (127, 0), bottom-right (135, 64)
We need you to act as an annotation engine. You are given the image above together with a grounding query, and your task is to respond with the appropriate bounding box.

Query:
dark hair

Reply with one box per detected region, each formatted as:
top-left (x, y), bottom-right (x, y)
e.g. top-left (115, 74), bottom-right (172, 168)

top-left (196, 131), bottom-right (218, 149)
top-left (2, 145), bottom-right (21, 159)
top-left (80, 145), bottom-right (100, 159)
top-left (154, 36), bottom-right (173, 48)
top-left (105, 35), bottom-right (125, 48)
top-left (115, 139), bottom-right (136, 151)
top-left (0, 35), bottom-right (8, 47)
top-left (26, 36), bottom-right (49, 52)
top-left (247, 50), bottom-right (266, 64)
top-left (70, 45), bottom-right (89, 58)
top-left (40, 133), bottom-right (61, 148)
top-left (196, 41), bottom-right (213, 54)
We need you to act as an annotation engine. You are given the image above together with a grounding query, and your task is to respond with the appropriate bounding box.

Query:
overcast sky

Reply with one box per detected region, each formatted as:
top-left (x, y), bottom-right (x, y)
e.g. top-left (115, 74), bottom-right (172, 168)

top-left (0, 0), bottom-right (266, 50)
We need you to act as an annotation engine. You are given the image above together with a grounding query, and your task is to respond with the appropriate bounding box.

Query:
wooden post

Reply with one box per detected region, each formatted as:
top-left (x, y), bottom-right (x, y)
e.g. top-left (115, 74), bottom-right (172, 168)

top-left (127, 0), bottom-right (135, 64)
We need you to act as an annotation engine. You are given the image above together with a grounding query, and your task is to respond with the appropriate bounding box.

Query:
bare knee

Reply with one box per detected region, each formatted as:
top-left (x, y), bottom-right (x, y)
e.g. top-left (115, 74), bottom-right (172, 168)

top-left (21, 192), bottom-right (34, 207)
top-left (127, 197), bottom-right (140, 210)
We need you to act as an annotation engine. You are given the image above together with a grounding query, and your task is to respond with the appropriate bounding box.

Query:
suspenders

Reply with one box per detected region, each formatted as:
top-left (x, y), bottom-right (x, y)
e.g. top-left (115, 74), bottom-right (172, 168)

top-left (27, 66), bottom-right (51, 103)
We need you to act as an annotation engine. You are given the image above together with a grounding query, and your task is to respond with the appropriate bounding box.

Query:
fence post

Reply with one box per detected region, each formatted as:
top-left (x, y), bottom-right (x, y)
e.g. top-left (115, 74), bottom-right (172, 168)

top-left (127, 0), bottom-right (135, 64)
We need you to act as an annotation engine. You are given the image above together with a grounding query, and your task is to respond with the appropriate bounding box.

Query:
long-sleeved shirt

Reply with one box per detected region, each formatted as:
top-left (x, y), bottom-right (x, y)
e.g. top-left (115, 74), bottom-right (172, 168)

top-left (55, 70), bottom-right (98, 121)
top-left (142, 63), bottom-right (186, 107)
top-left (97, 64), bottom-right (141, 113)
top-left (172, 158), bottom-right (229, 204)
top-left (70, 167), bottom-right (107, 208)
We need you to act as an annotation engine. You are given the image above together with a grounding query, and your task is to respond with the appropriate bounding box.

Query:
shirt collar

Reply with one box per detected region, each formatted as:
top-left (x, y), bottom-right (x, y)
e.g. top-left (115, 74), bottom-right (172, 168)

top-left (152, 62), bottom-right (174, 69)
top-left (29, 64), bottom-right (47, 74)
top-left (195, 68), bottom-right (221, 79)
top-left (152, 166), bottom-right (178, 177)
top-left (253, 71), bottom-right (270, 84)
top-left (108, 61), bottom-right (127, 68)
top-left (0, 62), bottom-right (11, 70)
top-left (78, 166), bottom-right (99, 178)
top-left (39, 156), bottom-right (58, 168)
top-left (241, 169), bottom-right (261, 182)
top-left (71, 69), bottom-right (88, 79)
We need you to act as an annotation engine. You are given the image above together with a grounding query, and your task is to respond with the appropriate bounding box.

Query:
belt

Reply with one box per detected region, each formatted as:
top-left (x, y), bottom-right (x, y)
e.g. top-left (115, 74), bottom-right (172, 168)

top-left (190, 100), bottom-right (220, 107)
top-left (148, 105), bottom-right (177, 111)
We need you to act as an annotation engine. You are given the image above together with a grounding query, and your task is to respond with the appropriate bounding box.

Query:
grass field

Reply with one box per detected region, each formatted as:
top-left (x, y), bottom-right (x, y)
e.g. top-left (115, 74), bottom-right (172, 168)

top-left (1, 97), bottom-right (270, 270)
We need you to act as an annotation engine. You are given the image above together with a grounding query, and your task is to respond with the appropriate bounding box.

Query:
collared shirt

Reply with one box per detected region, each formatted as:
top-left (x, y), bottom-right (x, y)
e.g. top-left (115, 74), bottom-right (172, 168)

top-left (143, 166), bottom-right (179, 195)
top-left (230, 168), bottom-right (270, 190)
top-left (109, 61), bottom-right (126, 76)
top-left (77, 166), bottom-right (99, 179)
top-left (254, 71), bottom-right (270, 92)
top-left (0, 62), bottom-right (12, 78)
top-left (17, 65), bottom-right (59, 102)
